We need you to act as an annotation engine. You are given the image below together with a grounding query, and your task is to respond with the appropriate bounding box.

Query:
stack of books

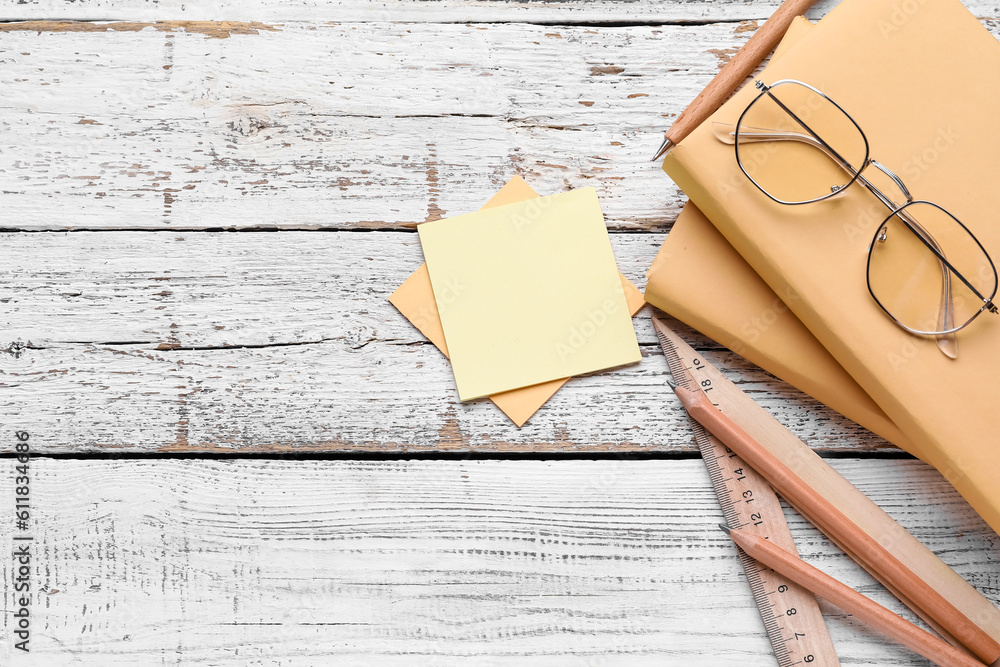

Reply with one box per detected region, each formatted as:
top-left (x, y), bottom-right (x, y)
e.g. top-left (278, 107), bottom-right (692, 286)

top-left (647, 0), bottom-right (1000, 533)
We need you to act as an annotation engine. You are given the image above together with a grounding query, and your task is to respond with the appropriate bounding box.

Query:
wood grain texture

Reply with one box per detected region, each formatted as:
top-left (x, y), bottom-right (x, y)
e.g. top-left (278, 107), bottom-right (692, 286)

top-left (3, 17), bottom-right (994, 233)
top-left (4, 0), bottom-right (998, 22)
top-left (1, 4), bottom-right (996, 666)
top-left (1, 233), bottom-right (660, 350)
top-left (0, 232), bottom-right (895, 454)
top-left (1, 16), bottom-right (991, 234)
top-left (0, 20), bottom-right (731, 232)
top-left (0, 318), bottom-right (892, 454)
top-left (0, 0), bottom-right (839, 23)
top-left (0, 458), bottom-right (997, 666)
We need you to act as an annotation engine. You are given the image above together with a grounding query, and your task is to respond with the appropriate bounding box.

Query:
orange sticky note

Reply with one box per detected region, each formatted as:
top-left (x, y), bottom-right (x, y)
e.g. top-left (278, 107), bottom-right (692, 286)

top-left (389, 176), bottom-right (644, 426)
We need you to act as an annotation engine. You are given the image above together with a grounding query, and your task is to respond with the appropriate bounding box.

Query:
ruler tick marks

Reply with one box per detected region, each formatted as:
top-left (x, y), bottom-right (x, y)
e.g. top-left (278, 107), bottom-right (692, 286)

top-left (653, 318), bottom-right (839, 666)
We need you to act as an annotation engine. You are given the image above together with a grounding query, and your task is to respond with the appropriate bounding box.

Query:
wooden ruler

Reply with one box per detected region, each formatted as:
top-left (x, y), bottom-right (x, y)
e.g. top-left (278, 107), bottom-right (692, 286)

top-left (654, 317), bottom-right (840, 666)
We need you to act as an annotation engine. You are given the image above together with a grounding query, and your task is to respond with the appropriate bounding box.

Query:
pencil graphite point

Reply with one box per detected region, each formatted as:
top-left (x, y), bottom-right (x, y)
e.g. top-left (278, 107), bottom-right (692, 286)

top-left (650, 137), bottom-right (674, 161)
top-left (665, 378), bottom-right (677, 391)
top-left (650, 0), bottom-right (819, 161)
top-left (719, 523), bottom-right (732, 535)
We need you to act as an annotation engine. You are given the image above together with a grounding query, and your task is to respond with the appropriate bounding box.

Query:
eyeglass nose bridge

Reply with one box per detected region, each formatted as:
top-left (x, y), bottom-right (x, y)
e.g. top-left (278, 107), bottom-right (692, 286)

top-left (861, 159), bottom-right (916, 249)
top-left (866, 159), bottom-right (914, 204)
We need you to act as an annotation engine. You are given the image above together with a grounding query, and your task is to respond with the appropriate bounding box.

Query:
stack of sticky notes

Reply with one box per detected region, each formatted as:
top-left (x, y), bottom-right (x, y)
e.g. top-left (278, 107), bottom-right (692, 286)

top-left (390, 177), bottom-right (643, 426)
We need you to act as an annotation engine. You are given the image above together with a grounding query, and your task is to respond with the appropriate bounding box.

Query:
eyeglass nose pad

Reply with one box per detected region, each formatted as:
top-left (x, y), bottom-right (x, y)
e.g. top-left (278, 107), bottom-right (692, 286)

top-left (711, 122), bottom-right (738, 145)
top-left (867, 222), bottom-right (889, 253)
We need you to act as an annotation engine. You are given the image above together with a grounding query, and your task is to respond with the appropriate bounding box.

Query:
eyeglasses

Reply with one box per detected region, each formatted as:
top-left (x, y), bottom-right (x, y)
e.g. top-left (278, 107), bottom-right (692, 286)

top-left (714, 79), bottom-right (997, 359)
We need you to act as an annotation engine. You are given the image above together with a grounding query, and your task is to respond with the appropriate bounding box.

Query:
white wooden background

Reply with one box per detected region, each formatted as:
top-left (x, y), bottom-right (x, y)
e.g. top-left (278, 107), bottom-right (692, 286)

top-left (2, 1), bottom-right (999, 664)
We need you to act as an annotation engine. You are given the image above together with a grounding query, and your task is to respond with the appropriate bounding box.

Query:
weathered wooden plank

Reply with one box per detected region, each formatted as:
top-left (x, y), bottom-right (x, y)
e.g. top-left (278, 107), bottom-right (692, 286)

top-left (2, 18), bottom-right (996, 232)
top-left (6, 0), bottom-right (999, 23)
top-left (0, 20), bottom-right (717, 231)
top-left (1, 232), bottom-right (662, 348)
top-left (1, 322), bottom-right (889, 454)
top-left (0, 0), bottom-right (840, 24)
top-left (0, 231), bottom-right (892, 453)
top-left (0, 458), bottom-right (995, 665)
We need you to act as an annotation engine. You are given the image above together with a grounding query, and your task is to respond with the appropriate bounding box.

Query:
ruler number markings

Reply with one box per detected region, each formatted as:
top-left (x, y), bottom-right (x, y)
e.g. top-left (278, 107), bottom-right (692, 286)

top-left (656, 327), bottom-right (838, 666)
top-left (691, 358), bottom-right (714, 393)
top-left (693, 362), bottom-right (822, 667)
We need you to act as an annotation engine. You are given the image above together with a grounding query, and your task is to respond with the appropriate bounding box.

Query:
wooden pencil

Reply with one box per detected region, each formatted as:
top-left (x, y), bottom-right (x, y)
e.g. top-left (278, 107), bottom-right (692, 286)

top-left (670, 384), bottom-right (1000, 665)
top-left (651, 0), bottom-right (818, 160)
top-left (722, 525), bottom-right (987, 667)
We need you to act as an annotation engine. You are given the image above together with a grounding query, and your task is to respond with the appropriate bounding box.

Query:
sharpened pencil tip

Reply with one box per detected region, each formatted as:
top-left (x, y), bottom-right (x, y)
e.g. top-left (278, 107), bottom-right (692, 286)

top-left (665, 379), bottom-right (677, 391)
top-left (650, 137), bottom-right (674, 161)
top-left (718, 524), bottom-right (732, 535)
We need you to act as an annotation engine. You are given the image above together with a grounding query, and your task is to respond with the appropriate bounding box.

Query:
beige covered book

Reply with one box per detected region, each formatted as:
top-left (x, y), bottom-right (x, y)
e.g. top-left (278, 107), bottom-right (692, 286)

top-left (651, 0), bottom-right (1000, 533)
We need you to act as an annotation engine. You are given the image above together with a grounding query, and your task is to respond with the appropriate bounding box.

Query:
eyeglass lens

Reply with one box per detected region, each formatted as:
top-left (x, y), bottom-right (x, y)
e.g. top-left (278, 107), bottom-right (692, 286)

top-left (736, 82), bottom-right (867, 205)
top-left (868, 202), bottom-right (997, 334)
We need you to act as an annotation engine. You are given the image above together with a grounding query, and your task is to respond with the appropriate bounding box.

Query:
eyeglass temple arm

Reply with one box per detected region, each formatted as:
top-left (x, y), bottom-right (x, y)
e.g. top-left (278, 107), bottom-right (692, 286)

top-left (713, 121), bottom-right (963, 357)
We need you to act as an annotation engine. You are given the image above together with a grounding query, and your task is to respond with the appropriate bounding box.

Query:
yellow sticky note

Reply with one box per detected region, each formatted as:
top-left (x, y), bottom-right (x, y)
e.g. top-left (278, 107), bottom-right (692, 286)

top-left (389, 176), bottom-right (646, 426)
top-left (418, 187), bottom-right (641, 400)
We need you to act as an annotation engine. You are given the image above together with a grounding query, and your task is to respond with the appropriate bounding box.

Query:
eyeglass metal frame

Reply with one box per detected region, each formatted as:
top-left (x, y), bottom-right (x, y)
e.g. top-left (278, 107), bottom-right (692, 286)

top-left (731, 78), bottom-right (998, 337)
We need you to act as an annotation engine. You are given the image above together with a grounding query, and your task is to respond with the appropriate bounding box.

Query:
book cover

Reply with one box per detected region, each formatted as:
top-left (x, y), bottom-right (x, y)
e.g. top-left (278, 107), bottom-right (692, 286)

top-left (660, 0), bottom-right (1000, 533)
